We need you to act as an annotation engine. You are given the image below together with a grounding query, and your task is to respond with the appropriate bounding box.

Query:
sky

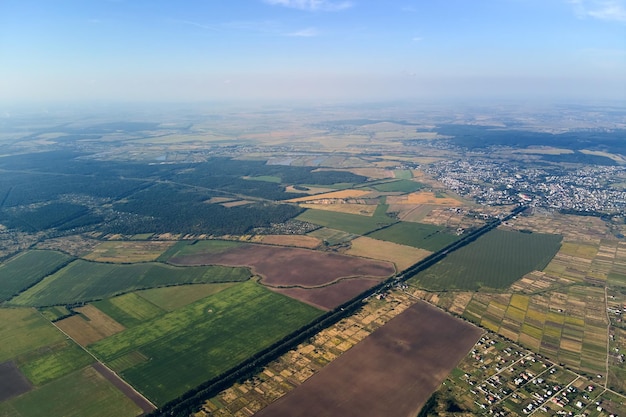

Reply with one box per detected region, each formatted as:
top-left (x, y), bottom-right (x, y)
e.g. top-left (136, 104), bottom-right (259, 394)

top-left (0, 0), bottom-right (625, 103)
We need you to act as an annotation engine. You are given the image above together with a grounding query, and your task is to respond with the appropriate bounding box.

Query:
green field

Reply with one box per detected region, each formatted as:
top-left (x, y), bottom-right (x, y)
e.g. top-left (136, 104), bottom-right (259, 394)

top-left (0, 308), bottom-right (66, 363)
top-left (18, 341), bottom-right (94, 386)
top-left (368, 221), bottom-right (459, 251)
top-left (0, 251), bottom-right (72, 301)
top-left (409, 229), bottom-right (562, 290)
top-left (136, 283), bottom-right (237, 311)
top-left (157, 239), bottom-right (243, 261)
top-left (307, 227), bottom-right (355, 246)
top-left (244, 175), bottom-right (281, 183)
top-left (297, 208), bottom-right (394, 235)
top-left (393, 170), bottom-right (413, 179)
top-left (10, 260), bottom-right (251, 306)
top-left (89, 281), bottom-right (323, 405)
top-left (372, 179), bottom-right (423, 192)
top-left (93, 292), bottom-right (165, 328)
top-left (0, 367), bottom-right (141, 417)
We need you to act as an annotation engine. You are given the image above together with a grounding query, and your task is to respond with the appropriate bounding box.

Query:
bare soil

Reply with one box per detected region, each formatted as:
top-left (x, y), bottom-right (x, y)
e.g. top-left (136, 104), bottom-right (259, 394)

top-left (169, 244), bottom-right (394, 288)
top-left (272, 278), bottom-right (382, 310)
top-left (254, 301), bottom-right (483, 417)
top-left (0, 361), bottom-right (32, 401)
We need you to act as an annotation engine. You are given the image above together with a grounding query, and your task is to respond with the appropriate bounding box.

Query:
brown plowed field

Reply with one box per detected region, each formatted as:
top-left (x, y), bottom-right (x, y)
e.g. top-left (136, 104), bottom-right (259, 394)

top-left (272, 278), bottom-right (381, 310)
top-left (254, 301), bottom-right (483, 417)
top-left (169, 245), bottom-right (394, 288)
top-left (0, 361), bottom-right (32, 401)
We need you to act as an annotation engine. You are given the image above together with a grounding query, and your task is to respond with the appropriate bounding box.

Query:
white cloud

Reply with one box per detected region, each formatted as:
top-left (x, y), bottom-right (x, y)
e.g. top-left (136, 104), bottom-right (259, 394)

top-left (287, 27), bottom-right (319, 37)
top-left (264, 0), bottom-right (353, 12)
top-left (568, 0), bottom-right (626, 22)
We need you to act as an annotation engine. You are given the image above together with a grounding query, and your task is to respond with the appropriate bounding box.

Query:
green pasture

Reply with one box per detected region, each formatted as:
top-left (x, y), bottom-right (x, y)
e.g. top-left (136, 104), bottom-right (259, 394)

top-left (372, 179), bottom-right (423, 192)
top-left (0, 308), bottom-right (65, 363)
top-left (297, 208), bottom-right (394, 235)
top-left (0, 250), bottom-right (72, 302)
top-left (409, 229), bottom-right (562, 290)
top-left (136, 283), bottom-right (237, 311)
top-left (89, 281), bottom-right (322, 406)
top-left (368, 221), bottom-right (458, 251)
top-left (307, 227), bottom-right (355, 246)
top-left (0, 367), bottom-right (141, 417)
top-left (10, 260), bottom-right (250, 306)
top-left (393, 170), bottom-right (413, 179)
top-left (39, 306), bottom-right (71, 322)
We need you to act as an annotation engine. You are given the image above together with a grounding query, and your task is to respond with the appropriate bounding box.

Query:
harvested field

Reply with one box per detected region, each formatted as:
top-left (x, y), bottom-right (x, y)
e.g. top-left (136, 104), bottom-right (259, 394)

top-left (221, 200), bottom-right (253, 207)
top-left (0, 361), bottom-right (32, 401)
top-left (56, 307), bottom-right (125, 346)
top-left (83, 241), bottom-right (174, 263)
top-left (272, 278), bottom-right (382, 310)
top-left (346, 236), bottom-right (431, 271)
top-left (169, 244), bottom-right (395, 288)
top-left (255, 301), bottom-right (483, 417)
top-left (286, 189), bottom-right (371, 203)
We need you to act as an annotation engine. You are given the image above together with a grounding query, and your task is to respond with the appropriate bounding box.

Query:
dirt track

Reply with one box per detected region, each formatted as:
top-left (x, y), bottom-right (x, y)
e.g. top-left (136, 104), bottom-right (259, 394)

top-left (92, 363), bottom-right (156, 415)
top-left (254, 301), bottom-right (483, 417)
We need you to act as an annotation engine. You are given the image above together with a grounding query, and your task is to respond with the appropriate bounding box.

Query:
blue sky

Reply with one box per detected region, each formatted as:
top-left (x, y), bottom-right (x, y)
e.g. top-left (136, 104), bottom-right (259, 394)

top-left (1, 0), bottom-right (625, 102)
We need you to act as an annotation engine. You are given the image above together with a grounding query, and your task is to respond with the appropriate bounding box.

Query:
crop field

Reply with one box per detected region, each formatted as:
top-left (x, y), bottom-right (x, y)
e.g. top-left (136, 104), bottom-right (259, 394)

top-left (135, 283), bottom-right (237, 311)
top-left (56, 306), bottom-right (126, 346)
top-left (83, 240), bottom-right (175, 263)
top-left (257, 234), bottom-right (321, 249)
top-left (368, 221), bottom-right (459, 252)
top-left (89, 281), bottom-right (323, 406)
top-left (0, 250), bottom-right (72, 301)
top-left (371, 179), bottom-right (424, 192)
top-left (156, 239), bottom-right (243, 261)
top-left (0, 366), bottom-right (142, 417)
top-left (92, 293), bottom-right (164, 329)
top-left (393, 169), bottom-right (413, 179)
top-left (254, 301), bottom-right (482, 417)
top-left (168, 244), bottom-right (395, 288)
top-left (0, 308), bottom-right (66, 363)
top-left (409, 228), bottom-right (562, 290)
top-left (307, 227), bottom-right (355, 246)
top-left (387, 191), bottom-right (462, 206)
top-left (18, 341), bottom-right (94, 386)
top-left (299, 202), bottom-right (378, 216)
top-left (345, 236), bottom-right (431, 271)
top-left (286, 189), bottom-right (371, 203)
top-left (10, 260), bottom-right (250, 306)
top-left (296, 208), bottom-right (394, 235)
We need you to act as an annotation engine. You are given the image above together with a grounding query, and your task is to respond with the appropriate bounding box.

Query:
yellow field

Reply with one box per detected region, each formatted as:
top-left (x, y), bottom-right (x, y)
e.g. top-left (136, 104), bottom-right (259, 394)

top-left (299, 202), bottom-right (377, 216)
top-left (56, 306), bottom-right (125, 346)
top-left (286, 189), bottom-right (371, 203)
top-left (387, 191), bottom-right (461, 206)
top-left (83, 240), bottom-right (175, 263)
top-left (345, 236), bottom-right (431, 271)
top-left (559, 242), bottom-right (599, 259)
top-left (259, 235), bottom-right (322, 249)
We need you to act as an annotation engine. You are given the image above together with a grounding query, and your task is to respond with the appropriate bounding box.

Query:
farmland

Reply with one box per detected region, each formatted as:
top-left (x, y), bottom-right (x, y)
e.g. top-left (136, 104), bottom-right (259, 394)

top-left (368, 221), bottom-right (459, 252)
top-left (296, 207), bottom-right (394, 235)
top-left (345, 236), bottom-right (432, 271)
top-left (0, 250), bottom-right (72, 302)
top-left (409, 228), bottom-right (562, 290)
top-left (9, 260), bottom-right (250, 306)
top-left (83, 240), bottom-right (175, 263)
top-left (86, 281), bottom-right (322, 405)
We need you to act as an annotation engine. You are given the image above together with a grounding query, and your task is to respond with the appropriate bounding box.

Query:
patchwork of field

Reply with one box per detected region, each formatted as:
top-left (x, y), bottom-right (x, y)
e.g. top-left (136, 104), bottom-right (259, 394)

top-left (367, 221), bottom-right (460, 252)
top-left (56, 305), bottom-right (125, 346)
top-left (409, 228), bottom-right (562, 290)
top-left (168, 244), bottom-right (395, 288)
top-left (345, 236), bottom-right (431, 271)
top-left (254, 301), bottom-right (482, 417)
top-left (10, 260), bottom-right (250, 306)
top-left (0, 250), bottom-right (72, 301)
top-left (83, 240), bottom-right (175, 263)
top-left (89, 281), bottom-right (322, 406)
